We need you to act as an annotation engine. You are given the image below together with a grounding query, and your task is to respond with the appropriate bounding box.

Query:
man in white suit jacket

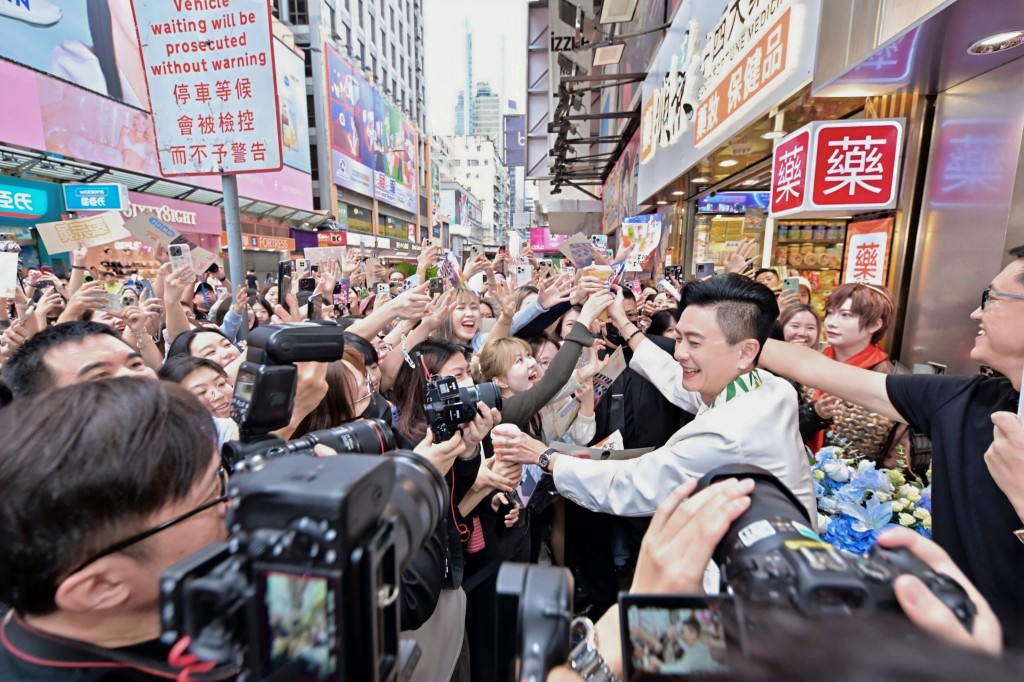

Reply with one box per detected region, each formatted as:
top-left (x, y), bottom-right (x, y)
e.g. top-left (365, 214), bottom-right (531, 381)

top-left (496, 275), bottom-right (816, 525)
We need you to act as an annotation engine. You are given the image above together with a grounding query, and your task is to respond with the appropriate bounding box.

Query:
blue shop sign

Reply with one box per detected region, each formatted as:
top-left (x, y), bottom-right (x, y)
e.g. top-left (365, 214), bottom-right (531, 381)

top-left (63, 183), bottom-right (129, 211)
top-left (0, 176), bottom-right (63, 228)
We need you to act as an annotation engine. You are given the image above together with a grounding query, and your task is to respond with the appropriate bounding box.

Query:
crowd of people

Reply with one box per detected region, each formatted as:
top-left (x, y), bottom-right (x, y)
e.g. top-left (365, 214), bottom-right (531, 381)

top-left (0, 236), bottom-right (1021, 681)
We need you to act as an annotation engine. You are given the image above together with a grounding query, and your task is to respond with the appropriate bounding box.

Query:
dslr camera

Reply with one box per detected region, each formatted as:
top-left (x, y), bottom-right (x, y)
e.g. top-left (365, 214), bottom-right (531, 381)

top-left (501, 465), bottom-right (977, 682)
top-left (161, 324), bottom-right (449, 681)
top-left (422, 374), bottom-right (502, 442)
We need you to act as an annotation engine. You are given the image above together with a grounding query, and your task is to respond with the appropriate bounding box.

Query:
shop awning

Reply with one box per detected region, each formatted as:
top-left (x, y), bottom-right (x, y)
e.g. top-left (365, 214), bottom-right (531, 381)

top-left (0, 143), bottom-right (328, 230)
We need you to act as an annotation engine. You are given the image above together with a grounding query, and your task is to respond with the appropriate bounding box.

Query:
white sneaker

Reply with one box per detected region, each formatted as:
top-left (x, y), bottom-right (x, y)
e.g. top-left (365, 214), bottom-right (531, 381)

top-left (0, 0), bottom-right (62, 26)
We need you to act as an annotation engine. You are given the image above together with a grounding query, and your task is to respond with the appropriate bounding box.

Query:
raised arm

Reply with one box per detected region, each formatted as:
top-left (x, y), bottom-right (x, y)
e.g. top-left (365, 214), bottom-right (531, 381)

top-left (759, 338), bottom-right (902, 423)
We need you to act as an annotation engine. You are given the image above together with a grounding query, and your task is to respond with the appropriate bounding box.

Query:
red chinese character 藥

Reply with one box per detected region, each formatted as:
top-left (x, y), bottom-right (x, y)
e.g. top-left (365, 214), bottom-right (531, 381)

top-left (235, 78), bottom-right (253, 99)
top-left (190, 144), bottom-right (208, 164)
top-left (852, 243), bottom-right (880, 280)
top-left (218, 112), bottom-right (235, 133)
top-left (198, 115), bottom-right (215, 135)
top-left (250, 141), bottom-right (267, 162)
top-left (216, 80), bottom-right (232, 102)
top-left (195, 83), bottom-right (211, 103)
top-left (770, 129), bottom-right (810, 215)
top-left (177, 115), bottom-right (194, 136)
top-left (173, 84), bottom-right (190, 106)
top-left (810, 122), bottom-right (902, 208)
top-left (170, 146), bottom-right (187, 164)
top-left (231, 142), bottom-right (247, 163)
top-left (238, 110), bottom-right (255, 132)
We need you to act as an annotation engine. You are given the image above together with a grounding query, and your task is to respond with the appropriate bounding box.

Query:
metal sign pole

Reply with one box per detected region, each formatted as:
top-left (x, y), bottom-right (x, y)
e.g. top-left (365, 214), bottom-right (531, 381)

top-left (222, 173), bottom-right (247, 342)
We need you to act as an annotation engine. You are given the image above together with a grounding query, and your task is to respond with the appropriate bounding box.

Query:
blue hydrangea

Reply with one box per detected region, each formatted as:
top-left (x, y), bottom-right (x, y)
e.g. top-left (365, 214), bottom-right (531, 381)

top-left (822, 514), bottom-right (878, 554)
top-left (917, 486), bottom-right (932, 513)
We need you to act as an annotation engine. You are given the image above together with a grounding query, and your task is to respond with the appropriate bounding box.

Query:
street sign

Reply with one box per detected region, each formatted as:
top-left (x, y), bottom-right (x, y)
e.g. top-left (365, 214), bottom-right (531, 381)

top-left (63, 183), bottom-right (129, 212)
top-left (129, 0), bottom-right (282, 176)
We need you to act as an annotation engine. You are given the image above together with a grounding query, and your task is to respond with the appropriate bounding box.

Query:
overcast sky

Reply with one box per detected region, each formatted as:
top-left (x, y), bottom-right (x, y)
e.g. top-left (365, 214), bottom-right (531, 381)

top-left (424, 0), bottom-right (528, 136)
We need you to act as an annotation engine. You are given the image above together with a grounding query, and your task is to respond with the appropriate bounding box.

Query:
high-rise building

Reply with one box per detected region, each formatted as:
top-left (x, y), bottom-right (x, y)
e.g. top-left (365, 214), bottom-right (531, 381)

top-left (442, 135), bottom-right (510, 239)
top-left (275, 0), bottom-right (430, 247)
top-left (473, 82), bottom-right (501, 142)
top-left (455, 91), bottom-right (467, 136)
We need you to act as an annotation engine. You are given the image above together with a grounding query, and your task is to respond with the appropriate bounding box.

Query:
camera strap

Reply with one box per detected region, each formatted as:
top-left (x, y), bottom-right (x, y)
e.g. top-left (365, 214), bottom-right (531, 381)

top-left (1, 613), bottom-right (239, 681)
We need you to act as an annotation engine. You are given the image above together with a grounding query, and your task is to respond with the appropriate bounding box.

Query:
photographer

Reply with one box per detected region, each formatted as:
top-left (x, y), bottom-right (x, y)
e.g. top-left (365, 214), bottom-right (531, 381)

top-left (0, 378), bottom-right (238, 680)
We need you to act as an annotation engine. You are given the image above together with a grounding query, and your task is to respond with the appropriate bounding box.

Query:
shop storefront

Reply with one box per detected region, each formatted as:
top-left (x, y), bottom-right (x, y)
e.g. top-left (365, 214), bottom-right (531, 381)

top-left (0, 176), bottom-right (64, 270)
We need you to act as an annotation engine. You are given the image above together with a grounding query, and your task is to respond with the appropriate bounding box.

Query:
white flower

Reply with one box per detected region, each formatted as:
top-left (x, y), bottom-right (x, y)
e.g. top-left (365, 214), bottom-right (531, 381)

top-left (890, 500), bottom-right (906, 513)
top-left (875, 491), bottom-right (892, 502)
top-left (899, 484), bottom-right (922, 503)
top-left (913, 507), bottom-right (930, 520)
top-left (898, 513), bottom-right (916, 527)
top-left (824, 460), bottom-right (851, 483)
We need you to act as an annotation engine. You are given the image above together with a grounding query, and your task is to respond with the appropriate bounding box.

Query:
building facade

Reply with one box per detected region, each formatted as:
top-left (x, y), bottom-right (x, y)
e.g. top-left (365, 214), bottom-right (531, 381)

top-left (442, 135), bottom-right (510, 241)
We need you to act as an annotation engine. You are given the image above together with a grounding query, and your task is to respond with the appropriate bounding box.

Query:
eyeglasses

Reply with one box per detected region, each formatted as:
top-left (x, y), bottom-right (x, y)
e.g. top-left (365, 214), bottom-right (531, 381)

top-left (349, 371), bottom-right (374, 407)
top-left (981, 287), bottom-right (1024, 310)
top-left (66, 467), bottom-right (228, 577)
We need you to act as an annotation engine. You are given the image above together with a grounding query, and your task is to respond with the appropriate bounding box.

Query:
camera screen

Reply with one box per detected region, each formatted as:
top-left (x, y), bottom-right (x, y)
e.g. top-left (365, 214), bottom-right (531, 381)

top-left (621, 596), bottom-right (738, 680)
top-left (260, 569), bottom-right (339, 680)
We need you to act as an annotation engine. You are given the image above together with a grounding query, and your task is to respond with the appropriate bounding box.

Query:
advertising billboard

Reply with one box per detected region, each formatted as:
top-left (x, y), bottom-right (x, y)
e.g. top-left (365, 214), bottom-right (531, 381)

top-left (372, 98), bottom-right (417, 213)
top-left (0, 0), bottom-right (150, 109)
top-left (327, 44), bottom-right (376, 197)
top-left (504, 115), bottom-right (525, 167)
top-left (275, 41), bottom-right (312, 174)
top-left (0, 58), bottom-right (313, 210)
top-left (601, 129), bottom-right (641, 234)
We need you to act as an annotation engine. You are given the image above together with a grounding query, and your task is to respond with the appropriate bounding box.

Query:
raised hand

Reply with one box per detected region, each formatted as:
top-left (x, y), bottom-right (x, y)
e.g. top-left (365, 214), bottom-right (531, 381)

top-left (723, 237), bottom-right (757, 275)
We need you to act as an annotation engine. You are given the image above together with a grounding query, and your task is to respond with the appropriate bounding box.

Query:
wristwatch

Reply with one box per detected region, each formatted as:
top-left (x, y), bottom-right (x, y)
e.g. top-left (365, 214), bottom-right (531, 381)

top-left (537, 447), bottom-right (557, 474)
top-left (568, 617), bottom-right (618, 682)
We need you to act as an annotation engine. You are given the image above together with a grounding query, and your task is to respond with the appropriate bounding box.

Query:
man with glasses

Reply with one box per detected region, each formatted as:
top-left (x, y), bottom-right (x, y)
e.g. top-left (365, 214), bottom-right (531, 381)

top-left (388, 270), bottom-right (406, 295)
top-left (0, 378), bottom-right (238, 680)
top-left (757, 244), bottom-right (1024, 649)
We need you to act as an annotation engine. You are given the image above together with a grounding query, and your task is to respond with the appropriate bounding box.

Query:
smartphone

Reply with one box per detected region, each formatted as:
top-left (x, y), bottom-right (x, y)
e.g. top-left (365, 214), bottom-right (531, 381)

top-left (215, 285), bottom-right (228, 298)
top-left (168, 244), bottom-right (192, 272)
top-left (469, 244), bottom-right (484, 260)
top-left (696, 261), bottom-right (715, 281)
top-left (298, 277), bottom-right (317, 293)
top-left (83, 273), bottom-right (95, 283)
top-left (375, 282), bottom-right (389, 297)
top-left (782, 277), bottom-right (801, 296)
top-left (98, 293), bottom-right (125, 314)
top-left (278, 259), bottom-right (294, 307)
top-left (139, 278), bottom-right (156, 300)
top-left (428, 277), bottom-right (443, 296)
top-left (590, 234), bottom-right (608, 250)
top-left (620, 594), bottom-right (743, 680)
top-left (296, 258), bottom-right (309, 273)
top-left (307, 293), bottom-right (323, 320)
top-left (30, 280), bottom-right (56, 304)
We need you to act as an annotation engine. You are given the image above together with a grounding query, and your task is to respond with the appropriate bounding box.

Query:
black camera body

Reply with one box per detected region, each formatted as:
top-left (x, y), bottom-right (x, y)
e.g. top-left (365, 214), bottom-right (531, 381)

top-left (699, 465), bottom-right (976, 632)
top-left (495, 564), bottom-right (574, 682)
top-left (422, 374), bottom-right (502, 442)
top-left (161, 450), bottom-right (446, 682)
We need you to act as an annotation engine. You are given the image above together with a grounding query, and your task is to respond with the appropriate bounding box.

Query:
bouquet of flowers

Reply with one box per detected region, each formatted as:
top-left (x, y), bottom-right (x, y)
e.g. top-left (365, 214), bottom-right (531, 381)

top-left (812, 446), bottom-right (932, 554)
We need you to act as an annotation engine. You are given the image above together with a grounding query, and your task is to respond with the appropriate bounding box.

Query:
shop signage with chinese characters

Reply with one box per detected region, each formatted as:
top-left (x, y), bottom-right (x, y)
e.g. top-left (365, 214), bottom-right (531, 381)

top-left (130, 0), bottom-right (282, 175)
top-left (843, 218), bottom-right (894, 286)
top-left (769, 119), bottom-right (904, 217)
top-left (318, 232), bottom-right (348, 247)
top-left (637, 0), bottom-right (821, 203)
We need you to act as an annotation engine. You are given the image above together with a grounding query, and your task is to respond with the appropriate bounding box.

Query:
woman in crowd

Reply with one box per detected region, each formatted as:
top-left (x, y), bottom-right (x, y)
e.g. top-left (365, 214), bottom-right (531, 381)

top-left (646, 309), bottom-right (679, 341)
top-left (800, 282), bottom-right (908, 466)
top-left (166, 328), bottom-right (241, 370)
top-left (157, 355), bottom-right (233, 420)
top-left (780, 303), bottom-right (822, 349)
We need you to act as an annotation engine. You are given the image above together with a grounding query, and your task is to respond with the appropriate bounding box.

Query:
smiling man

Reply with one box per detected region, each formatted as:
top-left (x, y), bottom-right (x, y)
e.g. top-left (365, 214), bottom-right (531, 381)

top-left (506, 274), bottom-right (816, 523)
top-left (755, 245), bottom-right (1024, 649)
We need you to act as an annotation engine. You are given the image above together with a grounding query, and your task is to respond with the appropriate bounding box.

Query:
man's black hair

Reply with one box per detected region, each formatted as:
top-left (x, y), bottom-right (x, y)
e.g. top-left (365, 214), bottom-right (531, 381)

top-left (682, 274), bottom-right (779, 352)
top-left (0, 378), bottom-right (216, 615)
top-left (2, 321), bottom-right (122, 397)
top-left (621, 286), bottom-right (636, 301)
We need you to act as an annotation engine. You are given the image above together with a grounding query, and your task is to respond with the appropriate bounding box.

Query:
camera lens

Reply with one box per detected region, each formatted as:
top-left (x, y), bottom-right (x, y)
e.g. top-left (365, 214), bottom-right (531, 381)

top-left (696, 464), bottom-right (812, 567)
top-left (287, 418), bottom-right (397, 455)
top-left (385, 449), bottom-right (448, 570)
top-left (461, 381), bottom-right (503, 412)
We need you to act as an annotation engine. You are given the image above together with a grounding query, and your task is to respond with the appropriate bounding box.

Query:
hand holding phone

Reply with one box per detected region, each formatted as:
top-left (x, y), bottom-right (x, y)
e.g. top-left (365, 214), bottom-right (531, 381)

top-left (168, 244), bottom-right (193, 272)
top-left (782, 277), bottom-right (801, 296)
top-left (278, 260), bottom-right (294, 310)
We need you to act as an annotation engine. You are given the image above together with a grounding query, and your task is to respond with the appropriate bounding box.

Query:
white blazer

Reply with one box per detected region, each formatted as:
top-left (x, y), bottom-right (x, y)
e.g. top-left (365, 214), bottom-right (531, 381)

top-left (553, 338), bottom-right (817, 526)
